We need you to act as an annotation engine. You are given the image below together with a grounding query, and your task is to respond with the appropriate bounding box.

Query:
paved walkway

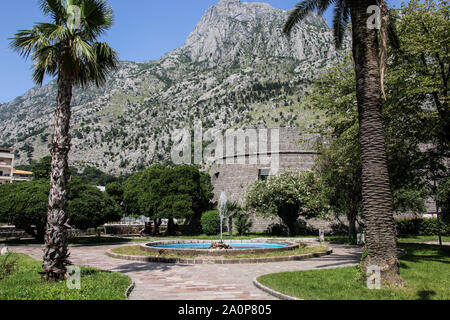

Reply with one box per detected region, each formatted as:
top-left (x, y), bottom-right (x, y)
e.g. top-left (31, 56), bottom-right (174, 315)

top-left (9, 240), bottom-right (362, 300)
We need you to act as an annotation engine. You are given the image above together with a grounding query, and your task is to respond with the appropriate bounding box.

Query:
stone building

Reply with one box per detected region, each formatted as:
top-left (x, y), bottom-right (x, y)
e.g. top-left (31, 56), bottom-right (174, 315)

top-left (208, 127), bottom-right (443, 234)
top-left (209, 128), bottom-right (322, 233)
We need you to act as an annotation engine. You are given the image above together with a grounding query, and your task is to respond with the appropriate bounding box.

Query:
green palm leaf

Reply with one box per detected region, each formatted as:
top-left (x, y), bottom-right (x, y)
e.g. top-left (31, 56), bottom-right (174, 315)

top-left (332, 2), bottom-right (350, 49)
top-left (284, 0), bottom-right (332, 35)
top-left (10, 0), bottom-right (117, 87)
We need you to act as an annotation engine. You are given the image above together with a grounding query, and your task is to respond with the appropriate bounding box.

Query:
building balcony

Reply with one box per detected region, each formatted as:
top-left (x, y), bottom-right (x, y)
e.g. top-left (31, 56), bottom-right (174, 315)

top-left (12, 169), bottom-right (33, 182)
top-left (0, 153), bottom-right (14, 160)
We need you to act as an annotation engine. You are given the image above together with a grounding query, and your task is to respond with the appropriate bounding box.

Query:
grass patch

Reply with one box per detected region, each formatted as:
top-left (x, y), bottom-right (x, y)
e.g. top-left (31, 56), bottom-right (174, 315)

top-left (325, 235), bottom-right (450, 245)
top-left (257, 244), bottom-right (450, 300)
top-left (111, 245), bottom-right (197, 259)
top-left (398, 235), bottom-right (450, 243)
top-left (110, 245), bottom-right (329, 260)
top-left (226, 245), bottom-right (328, 259)
top-left (0, 253), bottom-right (132, 300)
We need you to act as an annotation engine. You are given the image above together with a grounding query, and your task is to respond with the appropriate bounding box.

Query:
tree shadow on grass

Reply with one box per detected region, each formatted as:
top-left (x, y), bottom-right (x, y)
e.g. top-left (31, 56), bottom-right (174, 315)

top-left (399, 244), bottom-right (450, 265)
top-left (417, 290), bottom-right (436, 300)
top-left (80, 268), bottom-right (110, 276)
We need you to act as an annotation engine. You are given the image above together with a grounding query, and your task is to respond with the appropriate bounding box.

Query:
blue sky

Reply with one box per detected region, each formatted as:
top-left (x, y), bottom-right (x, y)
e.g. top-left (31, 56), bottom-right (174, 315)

top-left (0, 0), bottom-right (405, 103)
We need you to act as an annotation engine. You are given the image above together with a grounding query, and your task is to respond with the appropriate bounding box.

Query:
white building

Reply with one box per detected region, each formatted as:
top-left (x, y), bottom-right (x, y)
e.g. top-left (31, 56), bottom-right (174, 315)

top-left (0, 148), bottom-right (14, 185)
top-left (0, 148), bottom-right (33, 184)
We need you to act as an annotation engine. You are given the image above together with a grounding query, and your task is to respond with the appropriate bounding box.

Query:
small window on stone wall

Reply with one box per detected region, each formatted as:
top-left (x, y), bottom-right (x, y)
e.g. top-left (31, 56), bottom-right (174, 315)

top-left (258, 168), bottom-right (271, 181)
top-left (214, 172), bottom-right (220, 179)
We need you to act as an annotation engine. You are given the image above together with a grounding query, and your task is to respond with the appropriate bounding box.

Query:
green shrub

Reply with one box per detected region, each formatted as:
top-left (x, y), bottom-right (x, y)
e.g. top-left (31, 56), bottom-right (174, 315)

top-left (395, 218), bottom-right (449, 236)
top-left (201, 210), bottom-right (220, 235)
top-left (234, 212), bottom-right (253, 236)
top-left (246, 171), bottom-right (324, 236)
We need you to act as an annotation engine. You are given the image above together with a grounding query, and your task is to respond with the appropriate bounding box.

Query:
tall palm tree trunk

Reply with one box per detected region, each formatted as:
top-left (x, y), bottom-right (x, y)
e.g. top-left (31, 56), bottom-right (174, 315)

top-left (42, 69), bottom-right (73, 280)
top-left (350, 1), bottom-right (401, 285)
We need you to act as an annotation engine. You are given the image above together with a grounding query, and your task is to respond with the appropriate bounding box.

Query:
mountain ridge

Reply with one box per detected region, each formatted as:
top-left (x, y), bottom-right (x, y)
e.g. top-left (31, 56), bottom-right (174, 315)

top-left (0, 0), bottom-right (349, 174)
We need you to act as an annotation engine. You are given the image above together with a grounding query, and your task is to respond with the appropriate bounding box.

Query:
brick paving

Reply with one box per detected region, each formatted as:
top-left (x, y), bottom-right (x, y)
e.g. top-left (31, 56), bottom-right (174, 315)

top-left (9, 240), bottom-right (362, 300)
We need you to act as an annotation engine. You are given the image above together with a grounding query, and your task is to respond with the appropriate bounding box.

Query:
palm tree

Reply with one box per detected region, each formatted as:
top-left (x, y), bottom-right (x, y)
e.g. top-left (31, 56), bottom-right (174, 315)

top-left (10, 0), bottom-right (118, 280)
top-left (284, 0), bottom-right (402, 285)
top-left (225, 201), bottom-right (242, 237)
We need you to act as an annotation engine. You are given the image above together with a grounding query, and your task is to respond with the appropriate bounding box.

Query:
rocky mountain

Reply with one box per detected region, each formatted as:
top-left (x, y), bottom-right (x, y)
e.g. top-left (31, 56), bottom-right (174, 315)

top-left (0, 0), bottom-right (348, 175)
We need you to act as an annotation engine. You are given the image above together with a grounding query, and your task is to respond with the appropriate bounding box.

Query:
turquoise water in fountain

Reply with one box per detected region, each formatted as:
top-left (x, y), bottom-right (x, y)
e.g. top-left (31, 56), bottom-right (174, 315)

top-left (151, 243), bottom-right (289, 250)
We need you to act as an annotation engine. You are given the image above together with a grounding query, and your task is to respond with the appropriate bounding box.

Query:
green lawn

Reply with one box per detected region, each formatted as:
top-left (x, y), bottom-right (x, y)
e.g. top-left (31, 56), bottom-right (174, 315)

top-left (257, 244), bottom-right (450, 300)
top-left (397, 235), bottom-right (450, 243)
top-left (111, 244), bottom-right (329, 259)
top-left (0, 253), bottom-right (132, 300)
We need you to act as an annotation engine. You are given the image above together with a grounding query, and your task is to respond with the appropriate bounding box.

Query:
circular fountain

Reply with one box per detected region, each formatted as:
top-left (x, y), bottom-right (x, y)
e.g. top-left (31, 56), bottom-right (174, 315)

top-left (141, 239), bottom-right (298, 256)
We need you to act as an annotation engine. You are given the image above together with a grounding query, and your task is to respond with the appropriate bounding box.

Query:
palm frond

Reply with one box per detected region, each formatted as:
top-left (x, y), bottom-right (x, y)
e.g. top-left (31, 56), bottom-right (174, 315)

top-left (75, 42), bottom-right (118, 87)
top-left (36, 23), bottom-right (70, 42)
top-left (39, 0), bottom-right (67, 25)
top-left (332, 1), bottom-right (350, 49)
top-left (72, 35), bottom-right (95, 62)
top-left (284, 0), bottom-right (331, 35)
top-left (78, 0), bottom-right (114, 41)
top-left (9, 27), bottom-right (49, 59)
top-left (12, 0), bottom-right (118, 87)
top-left (31, 45), bottom-right (59, 84)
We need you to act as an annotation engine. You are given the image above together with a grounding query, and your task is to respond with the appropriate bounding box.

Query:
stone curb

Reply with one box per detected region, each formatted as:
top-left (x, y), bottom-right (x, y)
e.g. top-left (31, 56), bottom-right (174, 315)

top-left (105, 248), bottom-right (333, 265)
top-left (252, 278), bottom-right (302, 301)
top-left (140, 239), bottom-right (300, 257)
top-left (125, 282), bottom-right (136, 299)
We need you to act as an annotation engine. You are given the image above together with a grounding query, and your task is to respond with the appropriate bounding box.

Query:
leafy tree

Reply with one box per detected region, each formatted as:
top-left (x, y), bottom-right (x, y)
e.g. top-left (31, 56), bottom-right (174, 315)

top-left (388, 0), bottom-right (449, 208)
top-left (122, 171), bottom-right (144, 217)
top-left (10, 0), bottom-right (118, 280)
top-left (0, 180), bottom-right (49, 241)
top-left (284, 0), bottom-right (402, 284)
top-left (246, 171), bottom-right (325, 236)
top-left (105, 182), bottom-right (124, 208)
top-left (67, 177), bottom-right (121, 230)
top-left (79, 166), bottom-right (121, 186)
top-left (0, 178), bottom-right (121, 241)
top-left (122, 165), bottom-right (213, 235)
top-left (307, 55), bottom-right (431, 241)
top-left (390, 0), bottom-right (449, 155)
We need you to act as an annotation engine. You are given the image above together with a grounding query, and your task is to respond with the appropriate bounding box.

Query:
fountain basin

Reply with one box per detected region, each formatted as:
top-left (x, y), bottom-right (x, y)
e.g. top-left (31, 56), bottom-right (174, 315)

top-left (141, 240), bottom-right (299, 256)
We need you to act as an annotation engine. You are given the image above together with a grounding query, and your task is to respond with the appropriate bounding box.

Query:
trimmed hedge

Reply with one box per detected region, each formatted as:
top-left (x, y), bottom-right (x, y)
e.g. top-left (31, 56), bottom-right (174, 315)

top-left (201, 210), bottom-right (220, 235)
top-left (395, 218), bottom-right (449, 236)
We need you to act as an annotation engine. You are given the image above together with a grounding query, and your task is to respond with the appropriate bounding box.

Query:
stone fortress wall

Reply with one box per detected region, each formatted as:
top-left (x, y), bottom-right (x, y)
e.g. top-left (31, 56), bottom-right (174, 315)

top-left (207, 127), bottom-right (440, 235)
top-left (209, 128), bottom-right (323, 233)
